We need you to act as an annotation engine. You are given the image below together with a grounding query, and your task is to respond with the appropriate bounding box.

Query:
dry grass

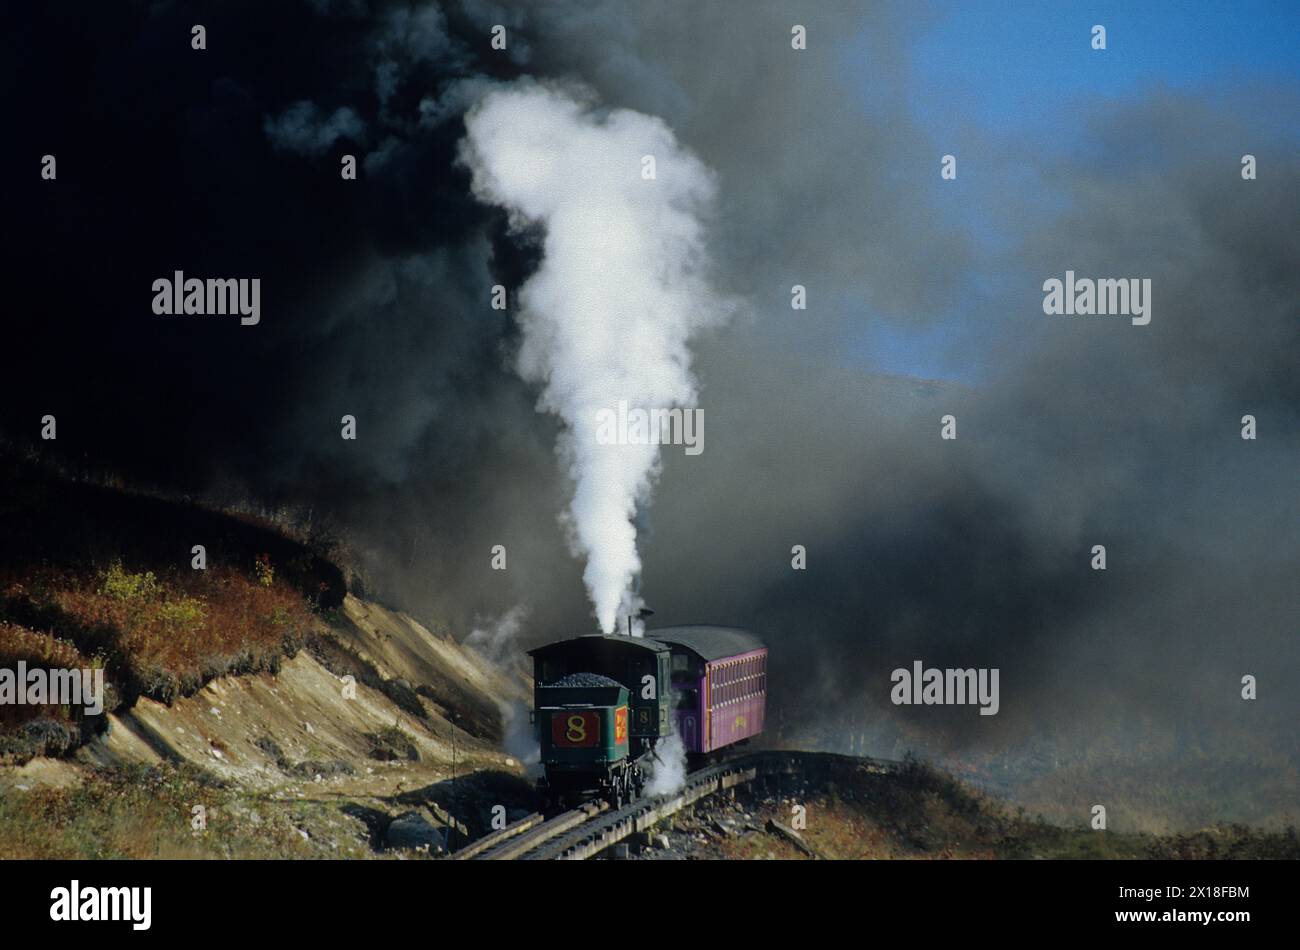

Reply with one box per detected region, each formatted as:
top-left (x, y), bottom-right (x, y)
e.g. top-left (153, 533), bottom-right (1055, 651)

top-left (0, 560), bottom-right (313, 707)
top-left (0, 622), bottom-right (98, 725)
top-left (0, 455), bottom-right (344, 704)
top-left (715, 759), bottom-right (1300, 860)
top-left (0, 763), bottom-right (375, 859)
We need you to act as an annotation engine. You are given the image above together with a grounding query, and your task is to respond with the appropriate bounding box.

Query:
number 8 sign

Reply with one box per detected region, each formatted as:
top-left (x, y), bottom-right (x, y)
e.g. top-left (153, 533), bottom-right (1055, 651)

top-left (552, 710), bottom-right (599, 747)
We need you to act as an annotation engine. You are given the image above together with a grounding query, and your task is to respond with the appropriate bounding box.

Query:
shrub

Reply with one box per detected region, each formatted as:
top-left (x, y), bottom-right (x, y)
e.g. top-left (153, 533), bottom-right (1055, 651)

top-left (156, 596), bottom-right (207, 633)
top-left (367, 726), bottom-right (419, 762)
top-left (98, 563), bottom-right (161, 602)
top-left (0, 622), bottom-right (116, 757)
top-left (254, 553), bottom-right (274, 588)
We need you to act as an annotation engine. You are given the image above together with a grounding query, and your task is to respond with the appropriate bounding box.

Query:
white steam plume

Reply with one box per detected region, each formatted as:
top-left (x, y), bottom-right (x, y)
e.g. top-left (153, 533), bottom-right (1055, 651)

top-left (460, 82), bottom-right (732, 633)
top-left (464, 604), bottom-right (529, 665)
top-left (643, 731), bottom-right (688, 797)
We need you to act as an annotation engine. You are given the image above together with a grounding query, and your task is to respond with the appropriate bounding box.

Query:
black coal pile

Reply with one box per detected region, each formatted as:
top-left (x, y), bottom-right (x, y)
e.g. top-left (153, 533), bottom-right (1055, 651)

top-left (546, 673), bottom-right (624, 689)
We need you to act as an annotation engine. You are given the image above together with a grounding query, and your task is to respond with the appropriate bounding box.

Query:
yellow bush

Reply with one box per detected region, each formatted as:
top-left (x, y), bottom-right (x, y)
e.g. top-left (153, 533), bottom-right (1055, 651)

top-left (98, 563), bottom-right (161, 602)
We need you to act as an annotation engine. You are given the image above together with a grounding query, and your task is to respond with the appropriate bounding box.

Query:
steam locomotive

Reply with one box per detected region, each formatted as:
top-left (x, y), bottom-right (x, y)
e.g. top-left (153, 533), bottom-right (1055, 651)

top-left (528, 625), bottom-right (767, 809)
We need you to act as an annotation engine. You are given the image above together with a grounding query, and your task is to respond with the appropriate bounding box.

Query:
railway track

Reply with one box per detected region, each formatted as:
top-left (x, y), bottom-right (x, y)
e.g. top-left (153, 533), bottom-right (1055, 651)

top-left (457, 800), bottom-right (609, 861)
top-left (457, 750), bottom-right (899, 861)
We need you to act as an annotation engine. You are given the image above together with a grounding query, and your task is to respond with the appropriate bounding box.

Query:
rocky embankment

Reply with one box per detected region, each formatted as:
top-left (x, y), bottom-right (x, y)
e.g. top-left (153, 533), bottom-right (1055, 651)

top-left (1, 593), bottom-right (535, 858)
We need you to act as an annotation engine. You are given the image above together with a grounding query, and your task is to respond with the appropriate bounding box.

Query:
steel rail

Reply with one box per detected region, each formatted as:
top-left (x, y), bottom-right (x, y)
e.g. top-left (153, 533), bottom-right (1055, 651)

top-left (451, 811), bottom-right (545, 860)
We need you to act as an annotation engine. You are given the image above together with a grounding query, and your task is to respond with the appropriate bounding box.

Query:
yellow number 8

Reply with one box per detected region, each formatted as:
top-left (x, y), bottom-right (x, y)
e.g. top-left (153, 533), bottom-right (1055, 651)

top-left (566, 715), bottom-right (587, 743)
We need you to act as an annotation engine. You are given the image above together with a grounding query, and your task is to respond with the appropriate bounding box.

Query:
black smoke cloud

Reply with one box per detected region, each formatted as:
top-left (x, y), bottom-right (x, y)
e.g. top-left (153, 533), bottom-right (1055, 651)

top-left (4, 0), bottom-right (589, 628)
top-left (4, 2), bottom-right (1296, 823)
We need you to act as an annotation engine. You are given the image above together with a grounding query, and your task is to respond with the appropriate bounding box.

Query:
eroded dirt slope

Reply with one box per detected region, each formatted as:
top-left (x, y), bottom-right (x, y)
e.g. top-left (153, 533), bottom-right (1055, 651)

top-left (1, 594), bottom-right (536, 857)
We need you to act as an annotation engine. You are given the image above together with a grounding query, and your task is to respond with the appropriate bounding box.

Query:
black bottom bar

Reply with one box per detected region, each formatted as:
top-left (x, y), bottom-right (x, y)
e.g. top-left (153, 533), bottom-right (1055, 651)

top-left (1, 858), bottom-right (1290, 938)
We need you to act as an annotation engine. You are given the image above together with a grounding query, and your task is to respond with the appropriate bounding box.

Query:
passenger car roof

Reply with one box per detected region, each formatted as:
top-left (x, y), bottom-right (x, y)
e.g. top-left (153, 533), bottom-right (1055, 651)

top-left (645, 625), bottom-right (765, 661)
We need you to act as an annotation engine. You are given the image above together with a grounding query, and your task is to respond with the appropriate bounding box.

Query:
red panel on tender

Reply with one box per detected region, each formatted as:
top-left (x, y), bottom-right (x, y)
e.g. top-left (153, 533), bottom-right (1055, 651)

top-left (551, 710), bottom-right (600, 747)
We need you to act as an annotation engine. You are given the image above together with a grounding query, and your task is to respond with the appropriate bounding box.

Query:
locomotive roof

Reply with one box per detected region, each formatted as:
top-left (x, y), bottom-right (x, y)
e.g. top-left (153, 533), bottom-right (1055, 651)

top-left (527, 633), bottom-right (671, 657)
top-left (644, 625), bottom-right (765, 661)
top-left (528, 626), bottom-right (765, 662)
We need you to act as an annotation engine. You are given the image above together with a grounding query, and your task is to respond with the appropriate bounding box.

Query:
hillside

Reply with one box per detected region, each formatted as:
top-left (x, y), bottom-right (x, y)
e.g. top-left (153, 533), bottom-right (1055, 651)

top-left (628, 758), bottom-right (1299, 861)
top-left (0, 457), bottom-right (532, 857)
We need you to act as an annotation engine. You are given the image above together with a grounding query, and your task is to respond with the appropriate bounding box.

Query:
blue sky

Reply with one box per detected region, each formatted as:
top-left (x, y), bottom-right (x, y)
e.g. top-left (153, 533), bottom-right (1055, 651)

top-left (908, 0), bottom-right (1300, 132)
top-left (843, 0), bottom-right (1299, 383)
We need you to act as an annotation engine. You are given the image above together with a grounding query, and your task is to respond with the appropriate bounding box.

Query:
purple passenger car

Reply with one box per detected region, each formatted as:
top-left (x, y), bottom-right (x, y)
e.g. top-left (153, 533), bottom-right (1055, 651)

top-left (651, 625), bottom-right (767, 755)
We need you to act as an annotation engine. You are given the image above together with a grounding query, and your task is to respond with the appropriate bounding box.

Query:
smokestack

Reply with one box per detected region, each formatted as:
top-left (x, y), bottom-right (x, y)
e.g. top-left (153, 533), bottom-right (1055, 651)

top-left (628, 606), bottom-right (654, 637)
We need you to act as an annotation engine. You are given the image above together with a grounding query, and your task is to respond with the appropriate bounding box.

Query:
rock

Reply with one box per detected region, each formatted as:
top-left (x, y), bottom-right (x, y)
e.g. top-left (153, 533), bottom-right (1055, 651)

top-left (387, 812), bottom-right (445, 853)
top-left (654, 834), bottom-right (671, 849)
top-left (766, 818), bottom-right (819, 858)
